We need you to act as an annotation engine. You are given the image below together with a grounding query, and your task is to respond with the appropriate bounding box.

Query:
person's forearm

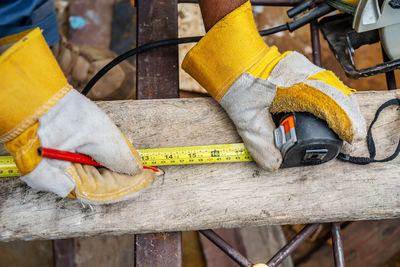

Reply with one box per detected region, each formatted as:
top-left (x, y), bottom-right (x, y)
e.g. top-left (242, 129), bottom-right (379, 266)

top-left (198, 0), bottom-right (247, 31)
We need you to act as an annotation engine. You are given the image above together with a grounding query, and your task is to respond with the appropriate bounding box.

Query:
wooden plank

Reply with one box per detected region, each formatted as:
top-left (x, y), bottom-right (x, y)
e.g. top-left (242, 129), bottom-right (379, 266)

top-left (298, 219), bottom-right (400, 267)
top-left (0, 90), bottom-right (399, 241)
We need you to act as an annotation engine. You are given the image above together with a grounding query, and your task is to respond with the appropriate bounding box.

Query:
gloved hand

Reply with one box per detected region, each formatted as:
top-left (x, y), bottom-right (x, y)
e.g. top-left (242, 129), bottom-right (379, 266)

top-left (0, 28), bottom-right (155, 204)
top-left (183, 1), bottom-right (365, 171)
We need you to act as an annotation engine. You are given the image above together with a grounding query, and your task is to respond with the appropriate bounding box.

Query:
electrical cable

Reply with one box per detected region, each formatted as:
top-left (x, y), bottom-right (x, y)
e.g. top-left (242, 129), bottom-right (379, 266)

top-left (81, 25), bottom-right (289, 96)
top-left (82, 36), bottom-right (202, 96)
top-left (81, 2), bottom-right (335, 96)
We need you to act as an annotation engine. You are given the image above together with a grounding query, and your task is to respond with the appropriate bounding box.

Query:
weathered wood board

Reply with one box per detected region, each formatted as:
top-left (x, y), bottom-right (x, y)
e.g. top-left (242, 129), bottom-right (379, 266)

top-left (0, 90), bottom-right (399, 241)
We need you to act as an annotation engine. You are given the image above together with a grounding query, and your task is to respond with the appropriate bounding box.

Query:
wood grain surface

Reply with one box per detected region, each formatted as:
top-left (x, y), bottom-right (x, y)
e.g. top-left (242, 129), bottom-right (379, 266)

top-left (0, 90), bottom-right (399, 241)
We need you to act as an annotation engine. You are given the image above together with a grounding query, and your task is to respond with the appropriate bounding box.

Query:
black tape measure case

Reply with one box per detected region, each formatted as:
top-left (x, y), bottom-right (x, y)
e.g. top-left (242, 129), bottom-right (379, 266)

top-left (273, 112), bottom-right (343, 168)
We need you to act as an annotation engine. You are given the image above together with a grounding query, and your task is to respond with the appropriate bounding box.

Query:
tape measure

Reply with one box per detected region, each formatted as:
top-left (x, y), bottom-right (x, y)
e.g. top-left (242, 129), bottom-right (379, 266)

top-left (139, 143), bottom-right (253, 166)
top-left (0, 143), bottom-right (253, 178)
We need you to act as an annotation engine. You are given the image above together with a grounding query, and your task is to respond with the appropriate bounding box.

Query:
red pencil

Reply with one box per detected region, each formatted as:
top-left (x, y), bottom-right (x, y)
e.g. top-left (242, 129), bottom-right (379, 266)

top-left (38, 147), bottom-right (160, 173)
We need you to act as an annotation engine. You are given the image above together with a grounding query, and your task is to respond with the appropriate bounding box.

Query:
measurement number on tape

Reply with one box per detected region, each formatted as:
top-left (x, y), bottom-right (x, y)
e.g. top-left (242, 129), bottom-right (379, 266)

top-left (139, 143), bottom-right (253, 166)
top-left (0, 143), bottom-right (253, 177)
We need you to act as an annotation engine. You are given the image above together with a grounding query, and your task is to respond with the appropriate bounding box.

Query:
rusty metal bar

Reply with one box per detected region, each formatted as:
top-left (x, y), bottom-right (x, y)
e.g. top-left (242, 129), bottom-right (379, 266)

top-left (267, 223), bottom-right (320, 267)
top-left (310, 20), bottom-right (322, 67)
top-left (199, 229), bottom-right (253, 267)
top-left (178, 0), bottom-right (304, 5)
top-left (53, 239), bottom-right (76, 267)
top-left (137, 0), bottom-right (179, 99)
top-left (331, 223), bottom-right (345, 267)
top-left (135, 232), bottom-right (182, 266)
top-left (136, 0), bottom-right (182, 266)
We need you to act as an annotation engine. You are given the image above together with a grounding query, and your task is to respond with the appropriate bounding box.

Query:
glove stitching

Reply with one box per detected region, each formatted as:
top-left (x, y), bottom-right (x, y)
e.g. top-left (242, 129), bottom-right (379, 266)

top-left (0, 84), bottom-right (72, 143)
top-left (250, 48), bottom-right (282, 78)
top-left (267, 52), bottom-right (322, 87)
top-left (9, 135), bottom-right (39, 159)
top-left (215, 46), bottom-right (268, 100)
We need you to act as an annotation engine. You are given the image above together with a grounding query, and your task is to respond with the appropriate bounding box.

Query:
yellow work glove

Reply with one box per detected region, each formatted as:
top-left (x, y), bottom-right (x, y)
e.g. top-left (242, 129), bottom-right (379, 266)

top-left (183, 1), bottom-right (365, 171)
top-left (0, 28), bottom-right (155, 204)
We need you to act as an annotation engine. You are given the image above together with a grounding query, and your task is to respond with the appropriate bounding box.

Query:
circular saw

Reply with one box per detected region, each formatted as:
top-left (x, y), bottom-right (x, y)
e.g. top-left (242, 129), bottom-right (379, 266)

top-left (353, 0), bottom-right (400, 60)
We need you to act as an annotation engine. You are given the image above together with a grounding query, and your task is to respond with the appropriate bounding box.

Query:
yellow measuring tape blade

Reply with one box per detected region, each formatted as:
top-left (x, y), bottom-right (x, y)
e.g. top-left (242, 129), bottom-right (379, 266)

top-left (0, 143), bottom-right (253, 178)
top-left (0, 156), bottom-right (21, 178)
top-left (139, 143), bottom-right (253, 166)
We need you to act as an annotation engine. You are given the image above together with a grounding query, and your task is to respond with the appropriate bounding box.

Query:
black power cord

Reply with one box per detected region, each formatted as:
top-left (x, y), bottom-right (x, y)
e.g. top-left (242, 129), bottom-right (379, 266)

top-left (82, 36), bottom-right (200, 96)
top-left (81, 24), bottom-right (289, 96)
top-left (81, 2), bottom-right (334, 96)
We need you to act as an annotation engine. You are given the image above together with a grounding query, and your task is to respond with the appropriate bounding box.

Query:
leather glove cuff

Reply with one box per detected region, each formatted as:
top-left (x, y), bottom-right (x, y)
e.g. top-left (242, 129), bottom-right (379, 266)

top-left (182, 1), bottom-right (276, 101)
top-left (0, 28), bottom-right (70, 142)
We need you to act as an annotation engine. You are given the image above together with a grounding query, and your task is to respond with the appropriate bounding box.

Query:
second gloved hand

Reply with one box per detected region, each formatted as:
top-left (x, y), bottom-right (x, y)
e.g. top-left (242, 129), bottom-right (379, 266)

top-left (0, 28), bottom-right (155, 204)
top-left (182, 1), bottom-right (365, 171)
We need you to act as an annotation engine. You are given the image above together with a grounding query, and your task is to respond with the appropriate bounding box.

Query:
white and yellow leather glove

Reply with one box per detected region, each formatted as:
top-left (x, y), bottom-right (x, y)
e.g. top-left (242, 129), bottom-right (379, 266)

top-left (0, 28), bottom-right (155, 204)
top-left (183, 1), bottom-right (366, 171)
